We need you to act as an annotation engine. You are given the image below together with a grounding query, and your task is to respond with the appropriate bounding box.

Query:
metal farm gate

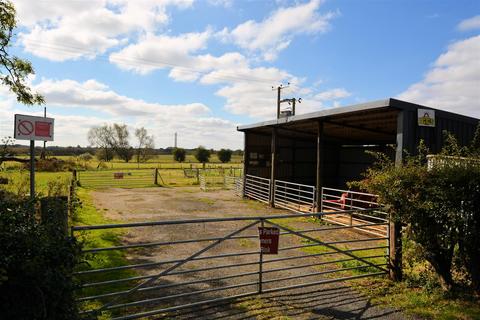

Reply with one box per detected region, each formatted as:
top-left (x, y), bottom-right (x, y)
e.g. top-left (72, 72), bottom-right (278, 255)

top-left (77, 169), bottom-right (157, 188)
top-left (73, 210), bottom-right (389, 319)
top-left (244, 174), bottom-right (271, 203)
top-left (274, 179), bottom-right (316, 213)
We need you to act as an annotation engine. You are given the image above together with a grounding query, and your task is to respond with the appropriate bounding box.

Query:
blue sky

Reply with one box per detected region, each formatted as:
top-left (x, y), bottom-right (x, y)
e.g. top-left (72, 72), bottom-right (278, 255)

top-left (1, 0), bottom-right (479, 149)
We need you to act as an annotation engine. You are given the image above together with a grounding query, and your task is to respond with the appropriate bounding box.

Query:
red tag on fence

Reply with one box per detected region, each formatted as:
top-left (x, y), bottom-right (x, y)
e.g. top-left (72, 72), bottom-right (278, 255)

top-left (114, 172), bottom-right (124, 179)
top-left (258, 227), bottom-right (280, 254)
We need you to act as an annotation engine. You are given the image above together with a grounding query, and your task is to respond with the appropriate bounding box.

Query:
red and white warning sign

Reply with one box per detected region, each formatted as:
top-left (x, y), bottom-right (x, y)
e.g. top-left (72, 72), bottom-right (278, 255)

top-left (14, 114), bottom-right (54, 141)
top-left (258, 227), bottom-right (280, 254)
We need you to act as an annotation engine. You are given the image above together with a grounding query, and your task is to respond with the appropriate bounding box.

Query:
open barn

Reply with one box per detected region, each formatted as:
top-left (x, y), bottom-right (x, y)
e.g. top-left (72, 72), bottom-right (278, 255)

top-left (237, 98), bottom-right (479, 212)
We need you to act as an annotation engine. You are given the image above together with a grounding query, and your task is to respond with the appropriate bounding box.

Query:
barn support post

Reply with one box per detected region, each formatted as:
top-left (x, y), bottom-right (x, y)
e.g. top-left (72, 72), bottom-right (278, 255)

top-left (389, 111), bottom-right (405, 282)
top-left (242, 132), bottom-right (249, 197)
top-left (269, 127), bottom-right (277, 207)
top-left (315, 121), bottom-right (324, 212)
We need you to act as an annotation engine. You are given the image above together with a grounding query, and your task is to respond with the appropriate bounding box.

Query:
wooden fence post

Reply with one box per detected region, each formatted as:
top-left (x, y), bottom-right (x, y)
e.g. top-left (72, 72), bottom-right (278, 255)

top-left (154, 168), bottom-right (158, 185)
top-left (389, 219), bottom-right (403, 281)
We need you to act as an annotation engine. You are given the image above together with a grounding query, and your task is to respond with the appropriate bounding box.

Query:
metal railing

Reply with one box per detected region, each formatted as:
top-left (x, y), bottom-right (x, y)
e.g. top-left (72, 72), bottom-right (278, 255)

top-left (73, 209), bottom-right (389, 319)
top-left (274, 179), bottom-right (316, 213)
top-left (234, 176), bottom-right (244, 196)
top-left (199, 174), bottom-right (242, 191)
top-left (321, 187), bottom-right (388, 237)
top-left (244, 174), bottom-right (271, 203)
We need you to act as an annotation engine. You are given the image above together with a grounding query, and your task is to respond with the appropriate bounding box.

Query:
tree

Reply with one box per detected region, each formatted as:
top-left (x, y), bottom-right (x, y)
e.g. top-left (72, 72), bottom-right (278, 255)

top-left (112, 124), bottom-right (133, 162)
top-left (88, 125), bottom-right (115, 162)
top-left (217, 149), bottom-right (232, 163)
top-left (0, 1), bottom-right (43, 105)
top-left (95, 148), bottom-right (113, 162)
top-left (0, 1), bottom-right (44, 164)
top-left (172, 148), bottom-right (186, 162)
top-left (195, 146), bottom-right (210, 167)
top-left (134, 127), bottom-right (155, 164)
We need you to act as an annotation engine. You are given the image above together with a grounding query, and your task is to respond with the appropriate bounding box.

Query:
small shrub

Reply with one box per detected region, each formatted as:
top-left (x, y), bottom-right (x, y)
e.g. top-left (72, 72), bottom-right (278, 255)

top-left (172, 148), bottom-right (186, 162)
top-left (0, 197), bottom-right (82, 319)
top-left (354, 126), bottom-right (480, 293)
top-left (217, 149), bottom-right (232, 163)
top-left (195, 146), bottom-right (210, 164)
top-left (29, 158), bottom-right (77, 172)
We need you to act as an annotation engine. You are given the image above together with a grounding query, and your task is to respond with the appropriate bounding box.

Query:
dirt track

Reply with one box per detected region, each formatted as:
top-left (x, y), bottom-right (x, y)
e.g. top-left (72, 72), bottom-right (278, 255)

top-left (91, 187), bottom-right (408, 319)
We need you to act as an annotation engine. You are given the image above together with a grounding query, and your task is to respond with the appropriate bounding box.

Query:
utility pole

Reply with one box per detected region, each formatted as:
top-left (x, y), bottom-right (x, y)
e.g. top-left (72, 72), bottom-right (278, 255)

top-left (174, 132), bottom-right (177, 148)
top-left (273, 83), bottom-right (289, 119)
top-left (274, 83), bottom-right (301, 118)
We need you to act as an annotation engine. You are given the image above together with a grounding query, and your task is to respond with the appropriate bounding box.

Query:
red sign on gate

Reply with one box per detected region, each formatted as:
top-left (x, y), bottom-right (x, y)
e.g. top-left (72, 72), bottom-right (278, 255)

top-left (114, 172), bottom-right (124, 179)
top-left (258, 227), bottom-right (280, 254)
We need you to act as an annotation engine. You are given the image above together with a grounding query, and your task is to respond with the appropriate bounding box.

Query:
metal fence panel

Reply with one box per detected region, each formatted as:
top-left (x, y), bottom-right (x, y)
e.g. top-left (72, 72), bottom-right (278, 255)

top-left (78, 169), bottom-right (155, 188)
top-left (73, 209), bottom-right (389, 319)
top-left (321, 187), bottom-right (388, 237)
top-left (244, 174), bottom-right (271, 203)
top-left (274, 179), bottom-right (316, 213)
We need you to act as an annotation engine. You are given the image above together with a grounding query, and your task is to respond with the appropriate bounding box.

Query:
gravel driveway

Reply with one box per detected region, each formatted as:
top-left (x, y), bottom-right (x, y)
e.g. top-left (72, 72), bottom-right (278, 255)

top-left (90, 187), bottom-right (408, 320)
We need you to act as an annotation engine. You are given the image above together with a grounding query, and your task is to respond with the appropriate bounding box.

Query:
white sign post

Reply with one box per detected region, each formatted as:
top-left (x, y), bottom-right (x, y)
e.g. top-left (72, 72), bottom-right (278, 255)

top-left (13, 114), bottom-right (55, 199)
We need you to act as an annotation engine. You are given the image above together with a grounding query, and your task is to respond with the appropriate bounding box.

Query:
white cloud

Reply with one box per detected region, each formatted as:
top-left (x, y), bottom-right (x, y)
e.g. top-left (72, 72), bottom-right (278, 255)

top-left (108, 28), bottom-right (350, 120)
top-left (457, 15), bottom-right (480, 31)
top-left (313, 88), bottom-right (351, 101)
top-left (35, 79), bottom-right (211, 117)
top-left (398, 35), bottom-right (480, 118)
top-left (23, 78), bottom-right (242, 148)
top-left (14, 0), bottom-right (194, 61)
top-left (208, 0), bottom-right (233, 8)
top-left (109, 30), bottom-right (213, 75)
top-left (218, 0), bottom-right (337, 61)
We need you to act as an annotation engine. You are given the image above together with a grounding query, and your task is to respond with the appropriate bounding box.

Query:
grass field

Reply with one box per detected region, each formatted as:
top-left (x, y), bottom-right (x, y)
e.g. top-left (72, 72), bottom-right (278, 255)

top-left (1, 154), bottom-right (243, 170)
top-left (0, 166), bottom-right (243, 195)
top-left (0, 154), bottom-right (243, 193)
top-left (0, 170), bottom-right (71, 196)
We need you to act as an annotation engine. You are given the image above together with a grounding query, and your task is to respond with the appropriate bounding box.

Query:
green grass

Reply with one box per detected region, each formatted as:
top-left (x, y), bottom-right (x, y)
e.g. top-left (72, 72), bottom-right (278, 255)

top-left (353, 277), bottom-right (480, 320)
top-left (273, 217), bottom-right (388, 277)
top-left (197, 197), bottom-right (215, 205)
top-left (0, 170), bottom-right (71, 196)
top-left (235, 296), bottom-right (293, 320)
top-left (73, 188), bottom-right (135, 319)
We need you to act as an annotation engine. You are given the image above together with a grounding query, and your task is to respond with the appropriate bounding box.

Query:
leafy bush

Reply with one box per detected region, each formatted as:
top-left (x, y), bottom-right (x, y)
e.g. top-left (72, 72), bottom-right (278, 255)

top-left (172, 148), bottom-right (186, 162)
top-left (354, 128), bottom-right (480, 293)
top-left (217, 148), bottom-right (232, 163)
top-left (28, 158), bottom-right (78, 172)
top-left (194, 146), bottom-right (210, 164)
top-left (0, 197), bottom-right (82, 319)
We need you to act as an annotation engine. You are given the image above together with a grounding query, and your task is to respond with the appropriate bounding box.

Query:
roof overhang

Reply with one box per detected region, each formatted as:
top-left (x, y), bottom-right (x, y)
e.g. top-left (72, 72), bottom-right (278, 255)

top-left (237, 98), bottom-right (479, 144)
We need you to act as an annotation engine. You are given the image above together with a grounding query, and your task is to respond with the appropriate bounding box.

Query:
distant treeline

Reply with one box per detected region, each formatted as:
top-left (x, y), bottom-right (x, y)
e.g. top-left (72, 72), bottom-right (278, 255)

top-left (7, 144), bottom-right (244, 157)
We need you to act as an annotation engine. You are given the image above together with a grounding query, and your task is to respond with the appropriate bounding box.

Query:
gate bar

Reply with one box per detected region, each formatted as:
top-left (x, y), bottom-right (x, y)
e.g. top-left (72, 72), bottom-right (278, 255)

top-left (110, 272), bottom-right (386, 320)
top-left (88, 220), bottom-right (259, 316)
top-left (71, 208), bottom-right (381, 231)
top-left (266, 220), bottom-right (388, 273)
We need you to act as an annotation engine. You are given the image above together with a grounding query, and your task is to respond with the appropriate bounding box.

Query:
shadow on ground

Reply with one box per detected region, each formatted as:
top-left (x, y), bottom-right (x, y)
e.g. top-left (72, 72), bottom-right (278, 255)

top-left (161, 285), bottom-right (406, 320)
